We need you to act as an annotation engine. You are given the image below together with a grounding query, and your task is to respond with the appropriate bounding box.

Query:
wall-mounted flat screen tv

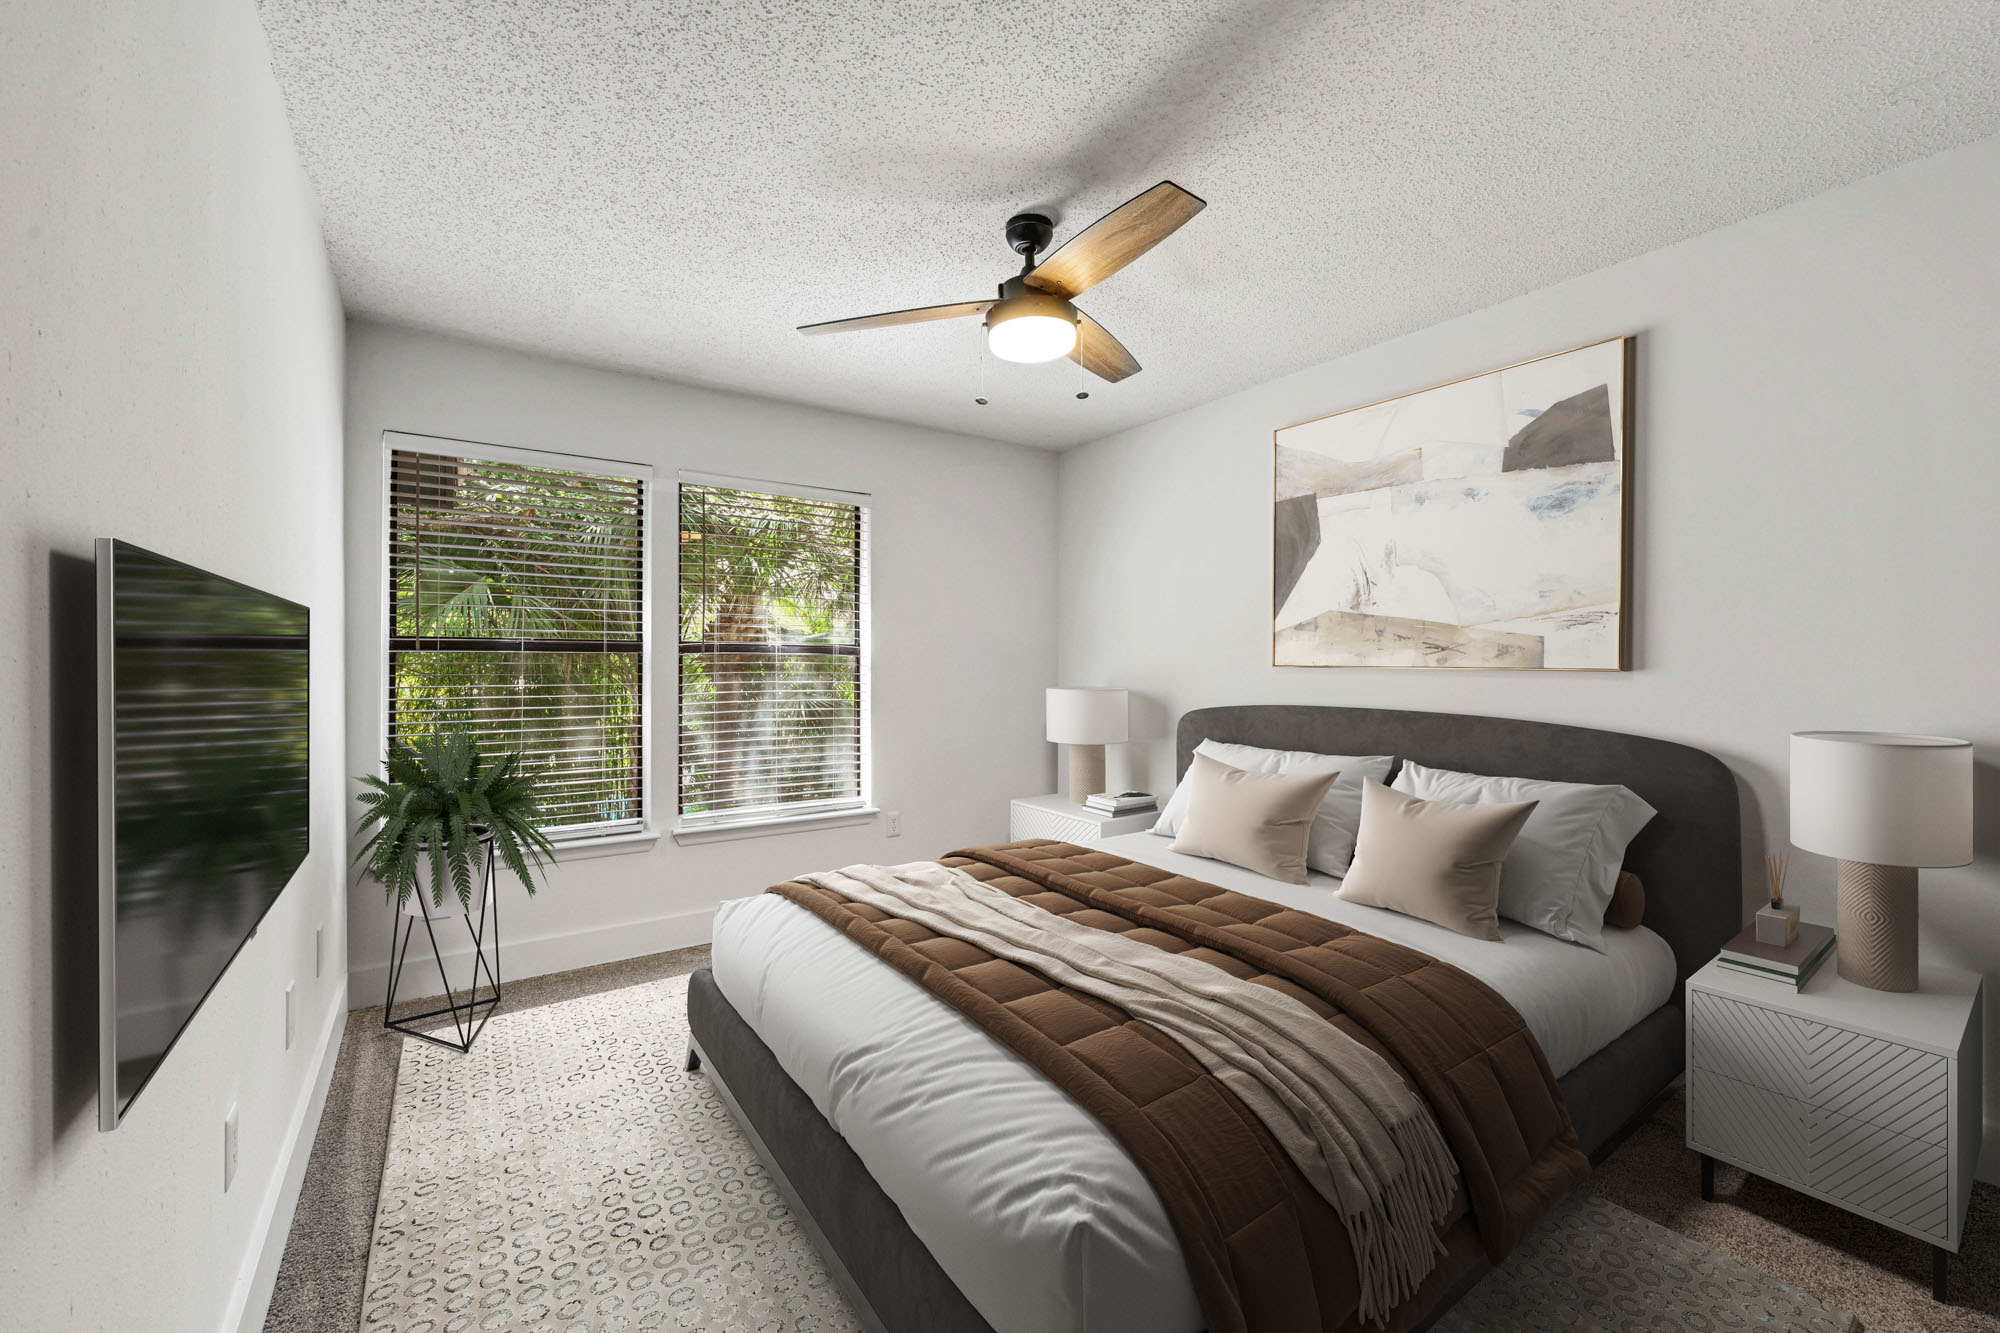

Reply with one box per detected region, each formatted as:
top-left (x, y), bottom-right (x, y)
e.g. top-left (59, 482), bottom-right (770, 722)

top-left (97, 539), bottom-right (310, 1130)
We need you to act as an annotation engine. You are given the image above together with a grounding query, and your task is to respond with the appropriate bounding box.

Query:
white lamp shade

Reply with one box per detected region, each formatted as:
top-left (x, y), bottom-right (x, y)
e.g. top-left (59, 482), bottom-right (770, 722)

top-left (1046, 687), bottom-right (1128, 745)
top-left (1790, 731), bottom-right (1973, 867)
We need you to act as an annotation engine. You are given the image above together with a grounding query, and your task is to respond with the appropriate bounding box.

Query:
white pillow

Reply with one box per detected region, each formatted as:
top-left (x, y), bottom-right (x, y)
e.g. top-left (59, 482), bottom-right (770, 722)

top-left (1390, 761), bottom-right (1656, 952)
top-left (1153, 740), bottom-right (1396, 877)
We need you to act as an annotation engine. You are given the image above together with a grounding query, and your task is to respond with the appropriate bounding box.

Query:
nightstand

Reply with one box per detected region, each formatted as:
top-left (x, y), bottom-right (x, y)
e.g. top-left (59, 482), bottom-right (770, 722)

top-left (1686, 957), bottom-right (1983, 1299)
top-left (1008, 794), bottom-right (1160, 843)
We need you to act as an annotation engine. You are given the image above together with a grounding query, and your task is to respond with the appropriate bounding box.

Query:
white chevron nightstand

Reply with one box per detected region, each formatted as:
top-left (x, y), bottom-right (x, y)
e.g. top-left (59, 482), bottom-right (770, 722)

top-left (1687, 957), bottom-right (1983, 1299)
top-left (1008, 794), bottom-right (1159, 843)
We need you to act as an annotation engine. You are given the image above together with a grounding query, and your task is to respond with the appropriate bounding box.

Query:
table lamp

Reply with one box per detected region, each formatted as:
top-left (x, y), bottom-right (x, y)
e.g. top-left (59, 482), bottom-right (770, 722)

top-left (1047, 687), bottom-right (1128, 806)
top-left (1789, 731), bottom-right (1973, 992)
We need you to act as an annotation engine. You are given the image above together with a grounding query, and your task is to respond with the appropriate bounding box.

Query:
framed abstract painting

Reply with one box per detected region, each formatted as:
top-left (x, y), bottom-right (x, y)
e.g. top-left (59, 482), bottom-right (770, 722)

top-left (1273, 335), bottom-right (1633, 670)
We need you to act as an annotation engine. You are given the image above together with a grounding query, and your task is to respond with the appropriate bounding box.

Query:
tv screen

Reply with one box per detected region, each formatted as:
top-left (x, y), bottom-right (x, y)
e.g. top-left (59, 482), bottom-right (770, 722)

top-left (97, 539), bottom-right (310, 1129)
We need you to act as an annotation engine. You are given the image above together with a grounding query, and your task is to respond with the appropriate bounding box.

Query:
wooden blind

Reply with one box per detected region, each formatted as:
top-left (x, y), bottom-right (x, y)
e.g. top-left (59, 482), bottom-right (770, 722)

top-left (388, 448), bottom-right (646, 834)
top-left (677, 481), bottom-right (867, 823)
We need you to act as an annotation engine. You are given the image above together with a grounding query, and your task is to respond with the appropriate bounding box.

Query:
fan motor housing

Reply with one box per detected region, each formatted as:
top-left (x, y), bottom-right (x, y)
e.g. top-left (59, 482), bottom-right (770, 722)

top-left (986, 276), bottom-right (1076, 327)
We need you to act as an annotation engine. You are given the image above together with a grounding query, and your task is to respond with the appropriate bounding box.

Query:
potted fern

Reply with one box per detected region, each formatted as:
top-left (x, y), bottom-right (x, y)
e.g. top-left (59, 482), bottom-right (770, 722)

top-left (355, 732), bottom-right (558, 914)
top-left (355, 733), bottom-right (557, 1050)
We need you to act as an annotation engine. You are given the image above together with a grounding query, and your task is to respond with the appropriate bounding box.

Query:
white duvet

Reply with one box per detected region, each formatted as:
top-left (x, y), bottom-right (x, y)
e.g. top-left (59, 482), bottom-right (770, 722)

top-left (709, 832), bottom-right (1675, 1333)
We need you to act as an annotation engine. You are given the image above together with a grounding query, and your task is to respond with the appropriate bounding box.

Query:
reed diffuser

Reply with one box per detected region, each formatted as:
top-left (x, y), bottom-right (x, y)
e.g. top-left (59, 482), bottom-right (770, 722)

top-left (1756, 852), bottom-right (1800, 945)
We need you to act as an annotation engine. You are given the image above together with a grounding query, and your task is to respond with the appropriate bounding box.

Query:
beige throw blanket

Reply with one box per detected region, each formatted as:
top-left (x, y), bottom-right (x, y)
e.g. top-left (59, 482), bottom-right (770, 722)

top-left (803, 860), bottom-right (1461, 1324)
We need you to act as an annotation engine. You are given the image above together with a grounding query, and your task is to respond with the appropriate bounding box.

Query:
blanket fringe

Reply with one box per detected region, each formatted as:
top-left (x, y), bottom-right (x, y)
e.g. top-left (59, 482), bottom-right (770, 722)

top-left (1346, 1110), bottom-right (1459, 1326)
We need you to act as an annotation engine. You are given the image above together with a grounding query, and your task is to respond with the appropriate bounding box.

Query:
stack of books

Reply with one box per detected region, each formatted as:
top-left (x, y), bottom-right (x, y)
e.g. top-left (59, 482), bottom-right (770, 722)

top-left (1085, 790), bottom-right (1157, 818)
top-left (1717, 921), bottom-right (1835, 989)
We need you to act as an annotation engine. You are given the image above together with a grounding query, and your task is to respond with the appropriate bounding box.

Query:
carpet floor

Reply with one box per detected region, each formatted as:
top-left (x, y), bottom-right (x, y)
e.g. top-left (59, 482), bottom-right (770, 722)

top-left (1439, 1191), bottom-right (1858, 1332)
top-left (1593, 1087), bottom-right (2000, 1332)
top-left (267, 950), bottom-right (1997, 1332)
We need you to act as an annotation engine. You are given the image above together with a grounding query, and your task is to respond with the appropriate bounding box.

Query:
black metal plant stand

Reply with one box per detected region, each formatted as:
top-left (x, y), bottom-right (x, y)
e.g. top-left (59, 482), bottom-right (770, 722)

top-left (383, 833), bottom-right (501, 1053)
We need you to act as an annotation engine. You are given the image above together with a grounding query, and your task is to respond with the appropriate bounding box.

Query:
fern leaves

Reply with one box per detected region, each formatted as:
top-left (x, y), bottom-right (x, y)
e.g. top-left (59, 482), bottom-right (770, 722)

top-left (352, 733), bottom-right (554, 911)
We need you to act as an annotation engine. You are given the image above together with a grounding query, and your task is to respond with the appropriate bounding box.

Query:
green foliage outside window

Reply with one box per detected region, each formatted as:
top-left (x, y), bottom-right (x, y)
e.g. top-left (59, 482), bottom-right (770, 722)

top-left (678, 484), bottom-right (864, 818)
top-left (388, 452), bottom-right (645, 832)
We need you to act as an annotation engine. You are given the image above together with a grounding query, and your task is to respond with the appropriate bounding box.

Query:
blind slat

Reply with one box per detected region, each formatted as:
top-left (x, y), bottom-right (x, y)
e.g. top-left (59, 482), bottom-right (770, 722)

top-left (675, 751), bottom-right (865, 770)
top-left (400, 539), bottom-right (645, 562)
top-left (401, 565), bottom-right (645, 584)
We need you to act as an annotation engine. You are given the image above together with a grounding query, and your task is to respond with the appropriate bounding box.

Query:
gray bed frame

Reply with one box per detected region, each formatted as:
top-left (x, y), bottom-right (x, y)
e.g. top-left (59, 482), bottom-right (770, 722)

top-left (686, 704), bottom-right (1743, 1333)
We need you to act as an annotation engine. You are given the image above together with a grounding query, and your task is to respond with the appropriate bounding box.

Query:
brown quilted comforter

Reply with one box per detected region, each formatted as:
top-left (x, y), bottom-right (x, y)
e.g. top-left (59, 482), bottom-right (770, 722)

top-left (770, 840), bottom-right (1589, 1333)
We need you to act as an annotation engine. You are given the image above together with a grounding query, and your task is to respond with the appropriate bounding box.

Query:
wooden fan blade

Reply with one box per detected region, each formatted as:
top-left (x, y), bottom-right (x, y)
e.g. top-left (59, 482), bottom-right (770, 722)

top-left (798, 300), bottom-right (992, 335)
top-left (1070, 310), bottom-right (1141, 382)
top-left (1026, 181), bottom-right (1206, 299)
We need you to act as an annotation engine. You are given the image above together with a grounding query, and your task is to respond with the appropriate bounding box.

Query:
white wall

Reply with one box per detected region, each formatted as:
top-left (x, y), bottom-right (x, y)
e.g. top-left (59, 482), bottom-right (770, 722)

top-left (343, 321), bottom-right (1058, 1000)
top-left (1058, 134), bottom-right (2000, 1172)
top-left (0, 2), bottom-right (347, 1330)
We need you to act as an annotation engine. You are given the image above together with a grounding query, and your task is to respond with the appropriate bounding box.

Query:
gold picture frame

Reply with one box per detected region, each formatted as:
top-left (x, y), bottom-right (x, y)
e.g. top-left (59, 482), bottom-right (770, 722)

top-left (1272, 335), bottom-right (1634, 671)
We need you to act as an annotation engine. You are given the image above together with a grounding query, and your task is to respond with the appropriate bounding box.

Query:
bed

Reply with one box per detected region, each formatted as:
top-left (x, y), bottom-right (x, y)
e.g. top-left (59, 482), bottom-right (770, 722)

top-left (686, 705), bottom-right (1742, 1333)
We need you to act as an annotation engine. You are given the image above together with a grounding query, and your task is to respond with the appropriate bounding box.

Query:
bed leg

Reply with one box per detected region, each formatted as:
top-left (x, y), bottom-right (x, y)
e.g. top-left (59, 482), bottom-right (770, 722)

top-left (1699, 1153), bottom-right (1714, 1202)
top-left (684, 1046), bottom-right (702, 1073)
top-left (1933, 1244), bottom-right (1948, 1301)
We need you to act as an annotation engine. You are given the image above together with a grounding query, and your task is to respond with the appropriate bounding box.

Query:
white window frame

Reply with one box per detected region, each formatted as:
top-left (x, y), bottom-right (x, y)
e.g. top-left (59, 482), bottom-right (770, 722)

top-left (378, 430), bottom-right (656, 851)
top-left (671, 469), bottom-right (874, 842)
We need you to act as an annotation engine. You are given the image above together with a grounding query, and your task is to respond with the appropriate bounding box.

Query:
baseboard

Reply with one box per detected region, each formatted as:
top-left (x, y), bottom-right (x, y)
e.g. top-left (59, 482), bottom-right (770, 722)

top-left (347, 905), bottom-right (715, 1008)
top-left (222, 978), bottom-right (348, 1333)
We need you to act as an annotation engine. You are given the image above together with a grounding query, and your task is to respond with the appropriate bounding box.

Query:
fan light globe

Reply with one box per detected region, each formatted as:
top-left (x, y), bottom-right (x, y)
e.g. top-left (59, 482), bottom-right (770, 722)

top-left (986, 290), bottom-right (1078, 363)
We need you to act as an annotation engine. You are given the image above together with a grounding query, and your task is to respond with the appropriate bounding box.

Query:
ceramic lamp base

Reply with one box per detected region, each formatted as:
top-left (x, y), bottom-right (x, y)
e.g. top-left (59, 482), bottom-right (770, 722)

top-left (1065, 744), bottom-right (1107, 806)
top-left (1835, 859), bottom-right (1918, 992)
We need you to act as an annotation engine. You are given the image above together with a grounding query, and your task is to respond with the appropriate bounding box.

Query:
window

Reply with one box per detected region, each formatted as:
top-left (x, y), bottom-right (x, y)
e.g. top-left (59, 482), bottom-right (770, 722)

top-left (386, 438), bottom-right (650, 839)
top-left (677, 477), bottom-right (869, 828)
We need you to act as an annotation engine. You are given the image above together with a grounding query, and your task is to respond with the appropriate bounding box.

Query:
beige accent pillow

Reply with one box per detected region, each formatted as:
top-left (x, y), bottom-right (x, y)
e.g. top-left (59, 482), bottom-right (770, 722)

top-left (1169, 753), bottom-right (1341, 886)
top-left (1337, 779), bottom-right (1539, 940)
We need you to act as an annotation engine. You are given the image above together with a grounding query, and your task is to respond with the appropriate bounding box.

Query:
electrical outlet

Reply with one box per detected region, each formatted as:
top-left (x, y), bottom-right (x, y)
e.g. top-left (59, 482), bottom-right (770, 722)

top-left (885, 810), bottom-right (902, 838)
top-left (223, 1105), bottom-right (239, 1192)
top-left (285, 981), bottom-right (296, 1050)
top-left (314, 926), bottom-right (323, 978)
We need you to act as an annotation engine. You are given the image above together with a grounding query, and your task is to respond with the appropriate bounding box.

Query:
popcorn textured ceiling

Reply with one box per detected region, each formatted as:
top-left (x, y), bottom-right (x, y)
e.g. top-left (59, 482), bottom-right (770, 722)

top-left (258, 0), bottom-right (2000, 449)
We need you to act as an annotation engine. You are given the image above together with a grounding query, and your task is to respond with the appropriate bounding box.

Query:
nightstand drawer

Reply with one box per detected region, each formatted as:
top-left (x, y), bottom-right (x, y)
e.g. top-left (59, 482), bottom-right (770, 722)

top-left (1800, 1021), bottom-right (1947, 1144)
top-left (1689, 1069), bottom-right (1806, 1185)
top-left (1010, 801), bottom-right (1098, 842)
top-left (1807, 1105), bottom-right (1948, 1240)
top-left (1691, 987), bottom-right (1948, 1143)
top-left (1689, 988), bottom-right (1807, 1099)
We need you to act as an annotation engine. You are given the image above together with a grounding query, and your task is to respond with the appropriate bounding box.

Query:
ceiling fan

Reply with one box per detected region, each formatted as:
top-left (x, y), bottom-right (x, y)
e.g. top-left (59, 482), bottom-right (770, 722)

top-left (797, 181), bottom-right (1206, 384)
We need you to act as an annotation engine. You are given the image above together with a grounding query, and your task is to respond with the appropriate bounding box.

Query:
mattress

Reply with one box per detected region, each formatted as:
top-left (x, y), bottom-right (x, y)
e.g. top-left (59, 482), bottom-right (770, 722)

top-left (709, 838), bottom-right (1676, 1333)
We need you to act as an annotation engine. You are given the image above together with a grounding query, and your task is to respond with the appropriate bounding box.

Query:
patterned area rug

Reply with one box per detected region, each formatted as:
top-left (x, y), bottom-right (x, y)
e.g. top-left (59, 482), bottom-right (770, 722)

top-left (363, 973), bottom-right (860, 1332)
top-left (364, 972), bottom-right (1859, 1333)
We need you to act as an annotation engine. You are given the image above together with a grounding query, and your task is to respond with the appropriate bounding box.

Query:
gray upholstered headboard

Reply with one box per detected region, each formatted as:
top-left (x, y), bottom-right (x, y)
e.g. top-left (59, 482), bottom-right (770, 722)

top-left (1176, 705), bottom-right (1742, 991)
